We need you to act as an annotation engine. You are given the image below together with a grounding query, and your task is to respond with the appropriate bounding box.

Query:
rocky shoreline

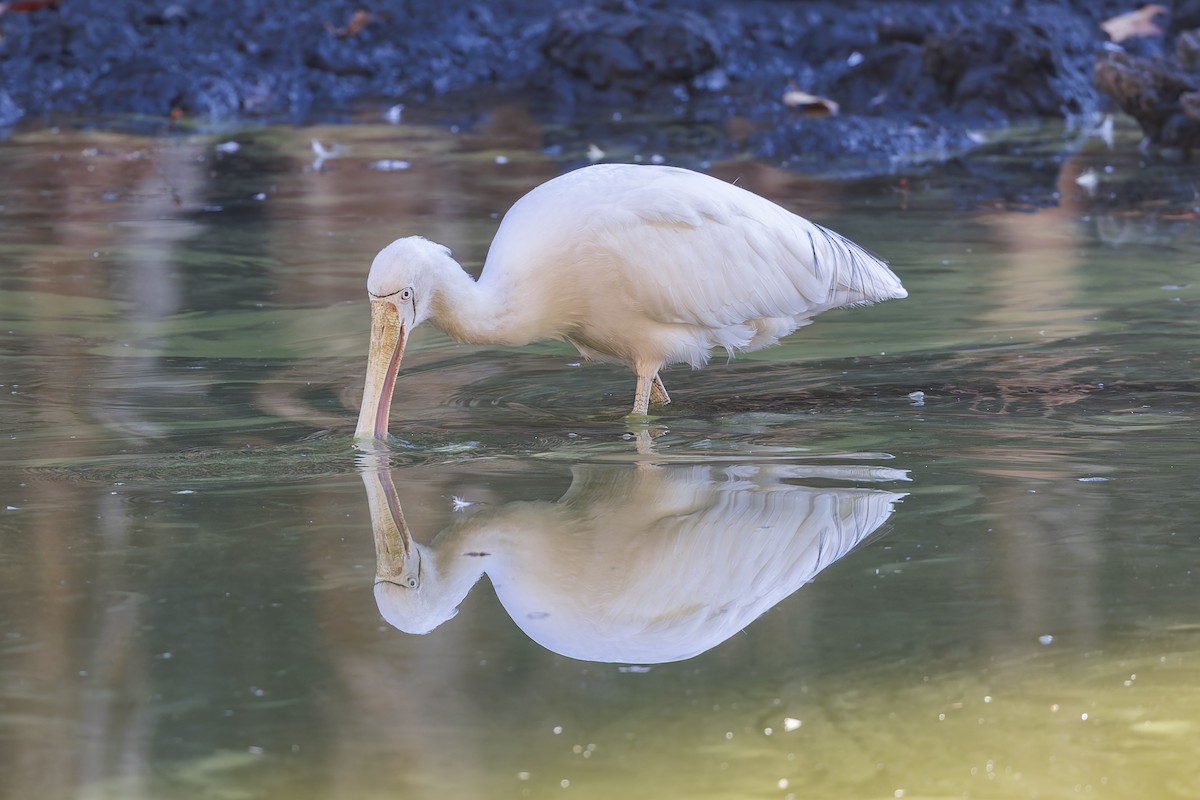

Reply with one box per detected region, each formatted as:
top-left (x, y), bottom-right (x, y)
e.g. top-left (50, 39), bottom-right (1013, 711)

top-left (2, 0), bottom-right (1199, 162)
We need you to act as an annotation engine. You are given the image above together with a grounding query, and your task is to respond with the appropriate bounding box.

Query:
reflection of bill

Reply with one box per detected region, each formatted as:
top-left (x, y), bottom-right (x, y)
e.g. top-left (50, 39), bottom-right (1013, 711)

top-left (362, 462), bottom-right (908, 664)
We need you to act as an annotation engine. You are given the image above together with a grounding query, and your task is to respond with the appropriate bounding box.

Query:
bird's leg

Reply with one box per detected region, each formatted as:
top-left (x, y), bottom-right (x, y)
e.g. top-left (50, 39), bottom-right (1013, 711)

top-left (631, 361), bottom-right (668, 416)
top-left (649, 373), bottom-right (671, 406)
top-left (632, 372), bottom-right (653, 416)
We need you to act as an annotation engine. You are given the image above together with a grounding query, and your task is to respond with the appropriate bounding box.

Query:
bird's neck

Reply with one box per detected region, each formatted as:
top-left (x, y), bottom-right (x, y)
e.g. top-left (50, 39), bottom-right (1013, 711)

top-left (430, 258), bottom-right (553, 346)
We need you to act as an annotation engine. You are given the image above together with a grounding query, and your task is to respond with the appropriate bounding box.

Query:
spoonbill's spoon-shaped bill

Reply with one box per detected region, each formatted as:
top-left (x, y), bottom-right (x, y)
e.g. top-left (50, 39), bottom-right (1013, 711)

top-left (355, 163), bottom-right (907, 439)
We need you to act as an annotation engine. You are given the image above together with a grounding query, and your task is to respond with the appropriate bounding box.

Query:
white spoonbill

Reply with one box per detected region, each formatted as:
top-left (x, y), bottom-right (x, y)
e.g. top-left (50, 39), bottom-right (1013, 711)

top-left (355, 163), bottom-right (906, 439)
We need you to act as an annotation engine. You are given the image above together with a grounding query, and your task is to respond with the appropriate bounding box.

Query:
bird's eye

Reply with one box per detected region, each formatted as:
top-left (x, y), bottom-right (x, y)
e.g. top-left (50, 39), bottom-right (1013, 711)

top-left (399, 288), bottom-right (413, 302)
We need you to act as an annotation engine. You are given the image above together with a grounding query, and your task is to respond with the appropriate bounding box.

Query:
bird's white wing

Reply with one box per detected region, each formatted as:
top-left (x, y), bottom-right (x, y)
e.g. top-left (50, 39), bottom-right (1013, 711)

top-left (586, 167), bottom-right (905, 331)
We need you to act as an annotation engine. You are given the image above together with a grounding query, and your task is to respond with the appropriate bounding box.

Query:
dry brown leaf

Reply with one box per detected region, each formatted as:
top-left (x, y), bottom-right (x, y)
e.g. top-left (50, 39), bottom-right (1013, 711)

top-left (1101, 5), bottom-right (1167, 43)
top-left (781, 85), bottom-right (839, 116)
top-left (325, 8), bottom-right (372, 39)
top-left (0, 0), bottom-right (59, 15)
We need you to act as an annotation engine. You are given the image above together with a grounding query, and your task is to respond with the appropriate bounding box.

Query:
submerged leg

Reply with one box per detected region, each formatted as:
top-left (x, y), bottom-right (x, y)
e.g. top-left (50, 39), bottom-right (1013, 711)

top-left (649, 373), bottom-right (671, 406)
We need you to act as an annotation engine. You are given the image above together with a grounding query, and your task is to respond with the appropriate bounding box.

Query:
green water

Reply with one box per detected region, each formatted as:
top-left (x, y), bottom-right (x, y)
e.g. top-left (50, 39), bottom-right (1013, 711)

top-left (1, 114), bottom-right (1198, 800)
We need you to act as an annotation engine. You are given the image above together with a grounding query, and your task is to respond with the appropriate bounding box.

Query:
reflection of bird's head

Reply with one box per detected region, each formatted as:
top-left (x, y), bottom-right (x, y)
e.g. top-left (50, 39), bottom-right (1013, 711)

top-left (372, 536), bottom-right (487, 636)
top-left (373, 548), bottom-right (459, 635)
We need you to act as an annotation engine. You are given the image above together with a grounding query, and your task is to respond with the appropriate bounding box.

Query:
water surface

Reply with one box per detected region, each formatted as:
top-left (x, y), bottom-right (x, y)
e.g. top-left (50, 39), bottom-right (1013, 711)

top-left (1, 112), bottom-right (1198, 799)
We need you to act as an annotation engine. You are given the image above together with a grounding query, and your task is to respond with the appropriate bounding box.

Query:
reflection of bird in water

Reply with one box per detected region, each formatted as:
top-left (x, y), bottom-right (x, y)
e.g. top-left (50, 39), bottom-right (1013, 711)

top-left (364, 462), bottom-right (908, 664)
top-left (356, 163), bottom-right (907, 439)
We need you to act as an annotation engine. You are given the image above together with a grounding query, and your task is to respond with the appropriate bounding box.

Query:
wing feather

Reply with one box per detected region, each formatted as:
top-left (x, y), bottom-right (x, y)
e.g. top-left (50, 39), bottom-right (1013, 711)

top-left (584, 167), bottom-right (905, 331)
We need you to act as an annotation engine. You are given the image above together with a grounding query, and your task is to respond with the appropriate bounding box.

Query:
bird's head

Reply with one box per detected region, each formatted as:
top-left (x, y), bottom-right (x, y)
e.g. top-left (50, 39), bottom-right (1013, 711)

top-left (355, 236), bottom-right (455, 441)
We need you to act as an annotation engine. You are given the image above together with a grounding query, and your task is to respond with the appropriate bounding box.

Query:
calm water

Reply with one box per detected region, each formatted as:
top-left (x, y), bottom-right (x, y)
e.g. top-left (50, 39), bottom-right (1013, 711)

top-left (2, 111), bottom-right (1199, 800)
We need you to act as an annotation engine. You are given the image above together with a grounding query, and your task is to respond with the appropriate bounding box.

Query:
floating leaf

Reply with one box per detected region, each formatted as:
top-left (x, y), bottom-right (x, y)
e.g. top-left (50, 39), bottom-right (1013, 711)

top-left (368, 159), bottom-right (411, 172)
top-left (0, 0), bottom-right (59, 15)
top-left (1074, 168), bottom-right (1099, 193)
top-left (1101, 5), bottom-right (1166, 42)
top-left (325, 8), bottom-right (372, 39)
top-left (781, 85), bottom-right (840, 116)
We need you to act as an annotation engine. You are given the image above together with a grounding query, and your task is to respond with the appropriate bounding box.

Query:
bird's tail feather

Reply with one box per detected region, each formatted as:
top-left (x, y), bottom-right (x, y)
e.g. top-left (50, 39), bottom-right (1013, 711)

top-left (811, 222), bottom-right (907, 307)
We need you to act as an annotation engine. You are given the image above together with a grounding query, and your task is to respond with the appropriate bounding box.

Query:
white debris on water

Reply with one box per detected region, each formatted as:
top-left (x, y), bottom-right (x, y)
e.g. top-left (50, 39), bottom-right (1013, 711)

top-left (1075, 168), bottom-right (1100, 193)
top-left (311, 139), bottom-right (337, 159)
top-left (384, 104), bottom-right (404, 124)
top-left (311, 139), bottom-right (348, 170)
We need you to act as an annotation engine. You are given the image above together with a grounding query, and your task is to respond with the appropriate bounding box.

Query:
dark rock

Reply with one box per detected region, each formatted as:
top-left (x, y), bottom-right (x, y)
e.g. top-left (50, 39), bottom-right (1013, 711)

top-left (0, 0), bottom-right (548, 120)
top-left (1169, 0), bottom-right (1200, 35)
top-left (811, 3), bottom-right (1105, 125)
top-left (0, 0), bottom-right (1162, 168)
top-left (541, 1), bottom-right (720, 94)
top-left (1175, 28), bottom-right (1200, 70)
top-left (739, 1), bottom-right (1111, 170)
top-left (923, 20), bottom-right (1088, 118)
top-left (833, 41), bottom-right (941, 115)
top-left (0, 88), bottom-right (24, 127)
top-left (1182, 89), bottom-right (1200, 118)
top-left (748, 114), bottom-right (977, 176)
top-left (1094, 49), bottom-right (1200, 150)
top-left (88, 59), bottom-right (193, 114)
top-left (1090, 1), bottom-right (1200, 149)
top-left (142, 4), bottom-right (190, 27)
top-left (876, 14), bottom-right (942, 46)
